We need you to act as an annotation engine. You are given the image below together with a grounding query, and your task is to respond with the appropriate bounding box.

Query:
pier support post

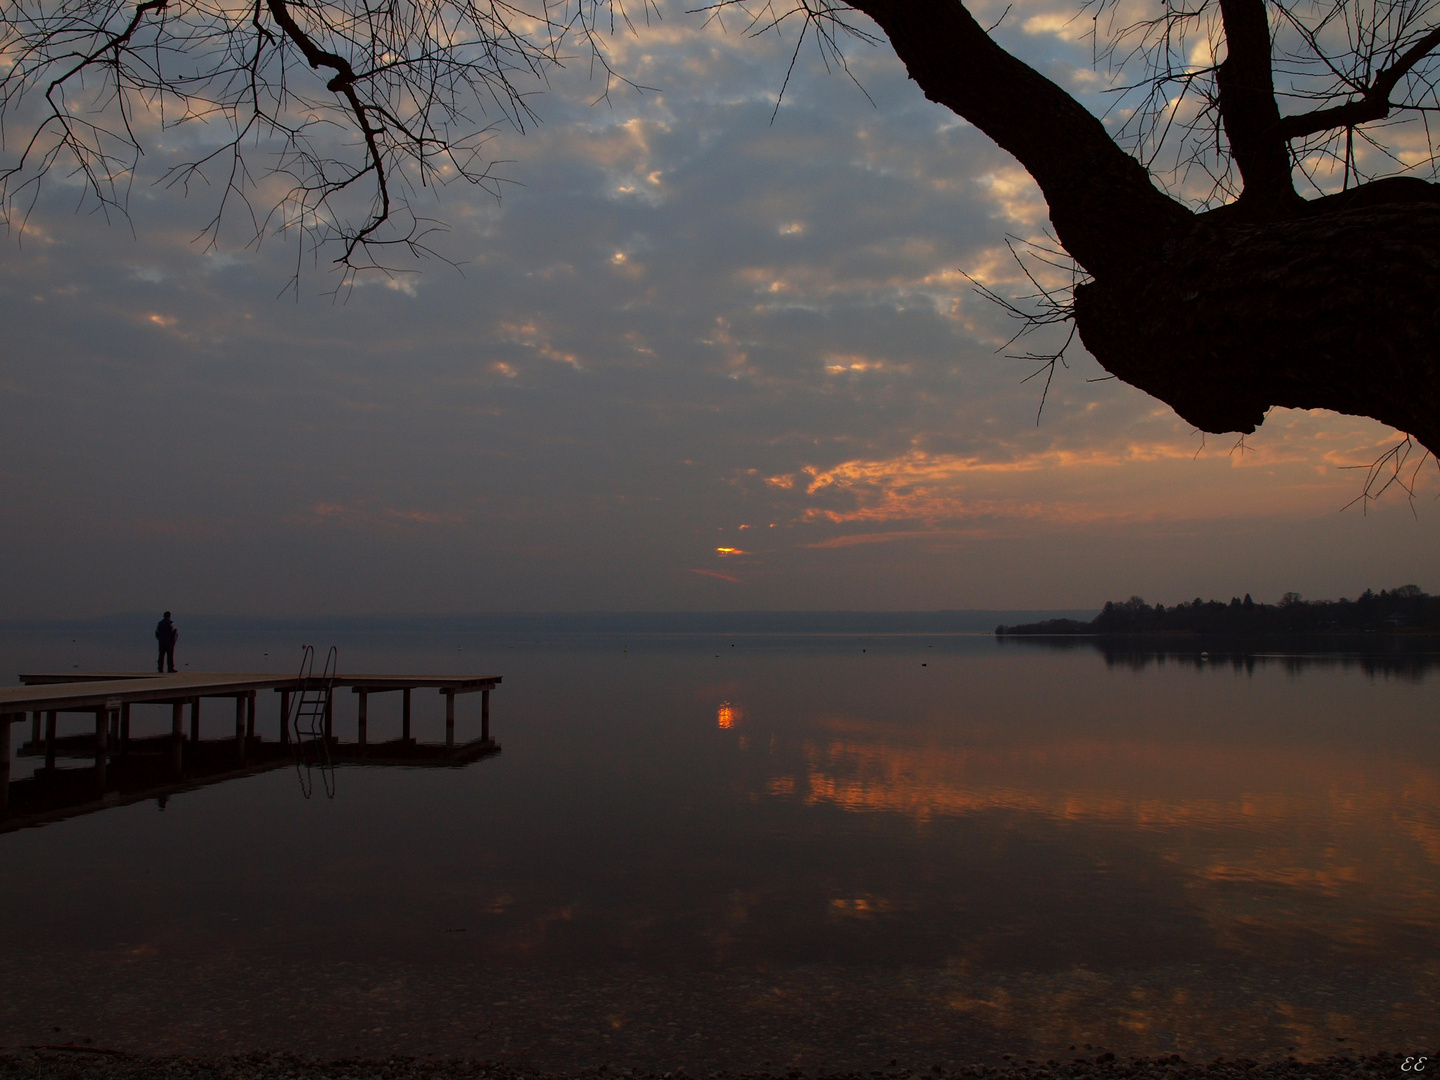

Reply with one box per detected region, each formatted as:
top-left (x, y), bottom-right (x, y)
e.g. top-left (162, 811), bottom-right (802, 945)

top-left (444, 689), bottom-right (455, 748)
top-left (94, 707), bottom-right (108, 788)
top-left (356, 689), bottom-right (368, 749)
top-left (189, 698), bottom-right (201, 743)
top-left (324, 693), bottom-right (333, 743)
top-left (481, 689), bottom-right (490, 742)
top-left (1, 717), bottom-right (12, 811)
top-left (279, 691), bottom-right (291, 745)
top-left (45, 711), bottom-right (56, 772)
top-left (234, 696), bottom-right (246, 761)
top-left (30, 711), bottom-right (41, 746)
top-left (402, 688), bottom-right (412, 743)
top-left (245, 693), bottom-right (256, 741)
top-left (171, 702), bottom-right (184, 776)
top-left (120, 702), bottom-right (131, 754)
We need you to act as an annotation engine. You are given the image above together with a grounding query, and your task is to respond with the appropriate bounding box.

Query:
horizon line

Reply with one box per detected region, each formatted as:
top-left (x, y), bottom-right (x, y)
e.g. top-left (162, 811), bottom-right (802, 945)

top-left (1, 608), bottom-right (1101, 626)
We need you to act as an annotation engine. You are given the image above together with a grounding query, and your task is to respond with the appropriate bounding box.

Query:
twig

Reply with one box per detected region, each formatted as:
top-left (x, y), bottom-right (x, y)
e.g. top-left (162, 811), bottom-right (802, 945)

top-left (1339, 435), bottom-right (1437, 515)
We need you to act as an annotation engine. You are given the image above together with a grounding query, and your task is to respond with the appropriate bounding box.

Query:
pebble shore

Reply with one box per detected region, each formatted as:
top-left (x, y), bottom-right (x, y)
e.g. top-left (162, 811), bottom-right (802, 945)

top-left (0, 1050), bottom-right (1426, 1080)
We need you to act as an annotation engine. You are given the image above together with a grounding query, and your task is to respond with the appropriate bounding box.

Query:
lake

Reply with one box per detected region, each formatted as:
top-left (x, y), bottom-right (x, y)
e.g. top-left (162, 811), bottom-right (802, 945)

top-left (1, 624), bottom-right (1437, 1069)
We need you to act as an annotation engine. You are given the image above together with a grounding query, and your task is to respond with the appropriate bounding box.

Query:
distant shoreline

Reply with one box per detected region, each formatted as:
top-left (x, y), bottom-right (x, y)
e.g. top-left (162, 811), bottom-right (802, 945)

top-left (996, 586), bottom-right (1438, 639)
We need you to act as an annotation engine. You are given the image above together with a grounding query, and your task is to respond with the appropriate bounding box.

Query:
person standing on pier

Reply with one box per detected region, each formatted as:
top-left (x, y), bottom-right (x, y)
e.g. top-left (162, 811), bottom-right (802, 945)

top-left (155, 612), bottom-right (178, 674)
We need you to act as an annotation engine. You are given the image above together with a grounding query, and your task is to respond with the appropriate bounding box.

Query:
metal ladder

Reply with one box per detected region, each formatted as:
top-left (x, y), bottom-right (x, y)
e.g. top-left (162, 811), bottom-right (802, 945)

top-left (288, 644), bottom-right (337, 799)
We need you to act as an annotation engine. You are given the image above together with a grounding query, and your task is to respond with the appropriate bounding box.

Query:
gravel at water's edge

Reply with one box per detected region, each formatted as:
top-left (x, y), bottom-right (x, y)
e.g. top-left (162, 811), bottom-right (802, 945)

top-left (2, 1050), bottom-right (1434, 1080)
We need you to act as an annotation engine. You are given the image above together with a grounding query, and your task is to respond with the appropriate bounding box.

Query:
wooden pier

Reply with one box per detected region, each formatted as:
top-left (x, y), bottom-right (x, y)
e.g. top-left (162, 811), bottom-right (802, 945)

top-left (0, 669), bottom-right (501, 829)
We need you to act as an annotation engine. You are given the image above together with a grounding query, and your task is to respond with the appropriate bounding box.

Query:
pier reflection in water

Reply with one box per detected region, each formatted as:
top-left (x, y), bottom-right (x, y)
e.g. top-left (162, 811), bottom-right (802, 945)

top-left (0, 629), bottom-right (1437, 1068)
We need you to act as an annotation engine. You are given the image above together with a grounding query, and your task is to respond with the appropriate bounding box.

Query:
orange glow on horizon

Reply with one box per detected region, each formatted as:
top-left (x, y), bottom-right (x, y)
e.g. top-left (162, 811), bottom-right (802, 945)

top-left (717, 701), bottom-right (735, 729)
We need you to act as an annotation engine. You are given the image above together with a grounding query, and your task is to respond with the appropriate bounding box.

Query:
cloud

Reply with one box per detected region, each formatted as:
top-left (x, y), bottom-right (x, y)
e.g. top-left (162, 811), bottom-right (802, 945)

top-left (0, 0), bottom-right (1433, 615)
top-left (1021, 11), bottom-right (1089, 40)
top-left (688, 568), bottom-right (742, 583)
top-left (804, 529), bottom-right (990, 549)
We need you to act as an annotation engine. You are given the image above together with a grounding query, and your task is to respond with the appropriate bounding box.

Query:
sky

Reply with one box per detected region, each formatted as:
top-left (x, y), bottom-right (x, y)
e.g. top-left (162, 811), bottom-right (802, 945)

top-left (0, 0), bottom-right (1436, 618)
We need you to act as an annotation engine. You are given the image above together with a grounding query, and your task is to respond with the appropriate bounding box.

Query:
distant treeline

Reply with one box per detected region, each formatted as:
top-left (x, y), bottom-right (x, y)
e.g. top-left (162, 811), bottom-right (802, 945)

top-left (995, 585), bottom-right (1440, 636)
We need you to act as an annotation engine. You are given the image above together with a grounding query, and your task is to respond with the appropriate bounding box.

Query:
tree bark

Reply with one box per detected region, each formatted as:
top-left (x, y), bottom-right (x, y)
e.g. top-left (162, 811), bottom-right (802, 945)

top-left (1074, 199), bottom-right (1440, 453)
top-left (849, 0), bottom-right (1440, 455)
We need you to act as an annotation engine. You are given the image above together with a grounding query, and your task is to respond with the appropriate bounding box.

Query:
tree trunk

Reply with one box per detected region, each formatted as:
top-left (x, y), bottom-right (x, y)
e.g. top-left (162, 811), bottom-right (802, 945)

top-left (1075, 196), bottom-right (1440, 454)
top-left (846, 0), bottom-right (1191, 279)
top-left (850, 0), bottom-right (1440, 456)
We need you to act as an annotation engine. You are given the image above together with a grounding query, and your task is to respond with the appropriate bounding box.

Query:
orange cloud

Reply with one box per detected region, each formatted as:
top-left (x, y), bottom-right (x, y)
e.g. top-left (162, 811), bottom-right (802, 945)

top-left (805, 528), bottom-right (991, 548)
top-left (770, 412), bottom-right (1431, 534)
top-left (497, 320), bottom-right (582, 369)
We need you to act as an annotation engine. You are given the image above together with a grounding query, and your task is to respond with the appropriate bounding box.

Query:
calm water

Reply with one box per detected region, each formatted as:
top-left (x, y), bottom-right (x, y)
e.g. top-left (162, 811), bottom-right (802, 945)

top-left (1, 628), bottom-right (1438, 1067)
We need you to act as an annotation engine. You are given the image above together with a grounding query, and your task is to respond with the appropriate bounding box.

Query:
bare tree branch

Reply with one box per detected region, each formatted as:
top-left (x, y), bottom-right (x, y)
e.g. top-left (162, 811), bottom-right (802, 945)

top-left (1215, 0), bottom-right (1300, 207)
top-left (1340, 435), bottom-right (1438, 513)
top-left (1276, 21), bottom-right (1440, 138)
top-left (0, 0), bottom-right (658, 276)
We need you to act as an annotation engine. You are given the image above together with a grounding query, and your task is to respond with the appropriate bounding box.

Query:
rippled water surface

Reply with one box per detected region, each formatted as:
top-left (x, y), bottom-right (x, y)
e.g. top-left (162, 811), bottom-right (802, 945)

top-left (1, 627), bottom-right (1437, 1067)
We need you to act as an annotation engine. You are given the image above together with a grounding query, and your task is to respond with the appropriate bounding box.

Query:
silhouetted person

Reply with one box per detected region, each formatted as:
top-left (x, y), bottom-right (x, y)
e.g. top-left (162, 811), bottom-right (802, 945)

top-left (155, 611), bottom-right (178, 673)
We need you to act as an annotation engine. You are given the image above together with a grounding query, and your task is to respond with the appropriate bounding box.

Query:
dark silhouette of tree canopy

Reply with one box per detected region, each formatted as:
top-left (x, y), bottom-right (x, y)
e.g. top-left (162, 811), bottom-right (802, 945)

top-left (996, 584), bottom-right (1440, 633)
top-left (3, 0), bottom-right (1438, 452)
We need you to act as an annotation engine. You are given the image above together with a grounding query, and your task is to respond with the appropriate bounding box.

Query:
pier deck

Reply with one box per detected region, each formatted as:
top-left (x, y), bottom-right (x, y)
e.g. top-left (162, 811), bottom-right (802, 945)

top-left (0, 670), bottom-right (502, 825)
top-left (8, 670), bottom-right (499, 704)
